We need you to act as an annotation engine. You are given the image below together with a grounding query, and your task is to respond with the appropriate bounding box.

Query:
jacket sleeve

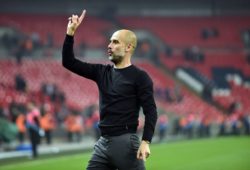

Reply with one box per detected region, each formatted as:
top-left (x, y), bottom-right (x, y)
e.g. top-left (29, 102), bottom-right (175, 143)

top-left (136, 71), bottom-right (158, 142)
top-left (62, 35), bottom-right (102, 81)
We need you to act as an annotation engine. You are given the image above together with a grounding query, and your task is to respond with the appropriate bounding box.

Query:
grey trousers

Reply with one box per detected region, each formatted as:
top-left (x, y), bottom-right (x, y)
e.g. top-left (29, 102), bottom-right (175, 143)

top-left (86, 133), bottom-right (145, 170)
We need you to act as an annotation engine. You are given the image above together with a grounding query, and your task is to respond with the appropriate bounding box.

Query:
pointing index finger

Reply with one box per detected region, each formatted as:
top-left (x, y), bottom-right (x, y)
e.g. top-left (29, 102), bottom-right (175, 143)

top-left (79, 10), bottom-right (86, 23)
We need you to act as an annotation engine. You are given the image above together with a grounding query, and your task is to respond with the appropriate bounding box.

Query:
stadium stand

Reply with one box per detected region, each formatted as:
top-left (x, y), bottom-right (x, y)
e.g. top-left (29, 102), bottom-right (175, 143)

top-left (117, 15), bottom-right (250, 115)
top-left (0, 59), bottom-right (98, 110)
top-left (118, 16), bottom-right (250, 48)
top-left (0, 14), bottom-right (112, 48)
top-left (1, 1), bottom-right (250, 159)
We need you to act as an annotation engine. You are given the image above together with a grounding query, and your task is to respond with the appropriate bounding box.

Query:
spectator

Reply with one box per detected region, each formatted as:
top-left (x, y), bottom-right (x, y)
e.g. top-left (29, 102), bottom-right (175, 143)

top-left (64, 111), bottom-right (83, 142)
top-left (158, 114), bottom-right (168, 142)
top-left (64, 111), bottom-right (75, 142)
top-left (164, 44), bottom-right (173, 57)
top-left (16, 112), bottom-right (26, 143)
top-left (90, 109), bottom-right (100, 141)
top-left (40, 104), bottom-right (56, 145)
top-left (242, 113), bottom-right (250, 135)
top-left (14, 39), bottom-right (26, 65)
top-left (26, 102), bottom-right (42, 158)
top-left (31, 32), bottom-right (41, 49)
top-left (46, 32), bottom-right (54, 48)
top-left (15, 74), bottom-right (27, 92)
top-left (242, 29), bottom-right (250, 48)
top-left (201, 27), bottom-right (219, 40)
top-left (246, 53), bottom-right (250, 64)
top-left (165, 88), bottom-right (173, 102)
top-left (173, 83), bottom-right (183, 103)
top-left (183, 46), bottom-right (204, 63)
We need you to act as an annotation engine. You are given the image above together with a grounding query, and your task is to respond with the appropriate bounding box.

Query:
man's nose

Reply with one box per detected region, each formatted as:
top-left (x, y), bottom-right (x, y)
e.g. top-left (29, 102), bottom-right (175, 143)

top-left (108, 42), bottom-right (113, 48)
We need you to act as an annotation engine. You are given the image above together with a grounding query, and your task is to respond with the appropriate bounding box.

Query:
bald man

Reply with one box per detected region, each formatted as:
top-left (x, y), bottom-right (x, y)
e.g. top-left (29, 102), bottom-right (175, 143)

top-left (62, 10), bottom-right (157, 170)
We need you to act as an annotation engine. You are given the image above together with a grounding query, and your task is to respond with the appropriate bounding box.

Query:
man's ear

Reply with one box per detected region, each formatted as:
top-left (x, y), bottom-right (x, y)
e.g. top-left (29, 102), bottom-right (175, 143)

top-left (126, 43), bottom-right (132, 52)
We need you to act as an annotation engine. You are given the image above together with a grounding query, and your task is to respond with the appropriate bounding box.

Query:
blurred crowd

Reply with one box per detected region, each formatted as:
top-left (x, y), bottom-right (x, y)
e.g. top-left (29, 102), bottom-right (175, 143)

top-left (1, 69), bottom-right (249, 155)
top-left (0, 29), bottom-right (54, 65)
top-left (156, 111), bottom-right (250, 142)
top-left (0, 73), bottom-right (101, 157)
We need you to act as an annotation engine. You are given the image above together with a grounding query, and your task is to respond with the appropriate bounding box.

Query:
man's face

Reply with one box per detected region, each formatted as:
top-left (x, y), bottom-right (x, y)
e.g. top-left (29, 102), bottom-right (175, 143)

top-left (108, 31), bottom-right (126, 64)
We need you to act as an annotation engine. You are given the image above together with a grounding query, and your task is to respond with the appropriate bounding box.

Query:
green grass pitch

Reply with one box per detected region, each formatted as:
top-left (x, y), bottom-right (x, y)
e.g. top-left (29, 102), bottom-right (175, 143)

top-left (1, 136), bottom-right (249, 170)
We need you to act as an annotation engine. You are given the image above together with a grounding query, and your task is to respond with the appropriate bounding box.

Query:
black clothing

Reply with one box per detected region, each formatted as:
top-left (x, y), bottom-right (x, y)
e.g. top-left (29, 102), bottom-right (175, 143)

top-left (87, 133), bottom-right (145, 170)
top-left (44, 130), bottom-right (52, 144)
top-left (62, 35), bottom-right (157, 142)
top-left (15, 74), bottom-right (26, 92)
top-left (28, 128), bottom-right (40, 158)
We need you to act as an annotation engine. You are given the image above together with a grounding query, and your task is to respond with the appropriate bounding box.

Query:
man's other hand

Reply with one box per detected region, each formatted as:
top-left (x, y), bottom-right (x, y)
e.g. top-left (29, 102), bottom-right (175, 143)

top-left (137, 140), bottom-right (151, 161)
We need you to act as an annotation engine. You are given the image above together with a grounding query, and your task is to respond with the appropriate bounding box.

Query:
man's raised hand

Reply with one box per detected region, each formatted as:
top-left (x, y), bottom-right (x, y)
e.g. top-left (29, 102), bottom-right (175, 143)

top-left (67, 10), bottom-right (86, 36)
